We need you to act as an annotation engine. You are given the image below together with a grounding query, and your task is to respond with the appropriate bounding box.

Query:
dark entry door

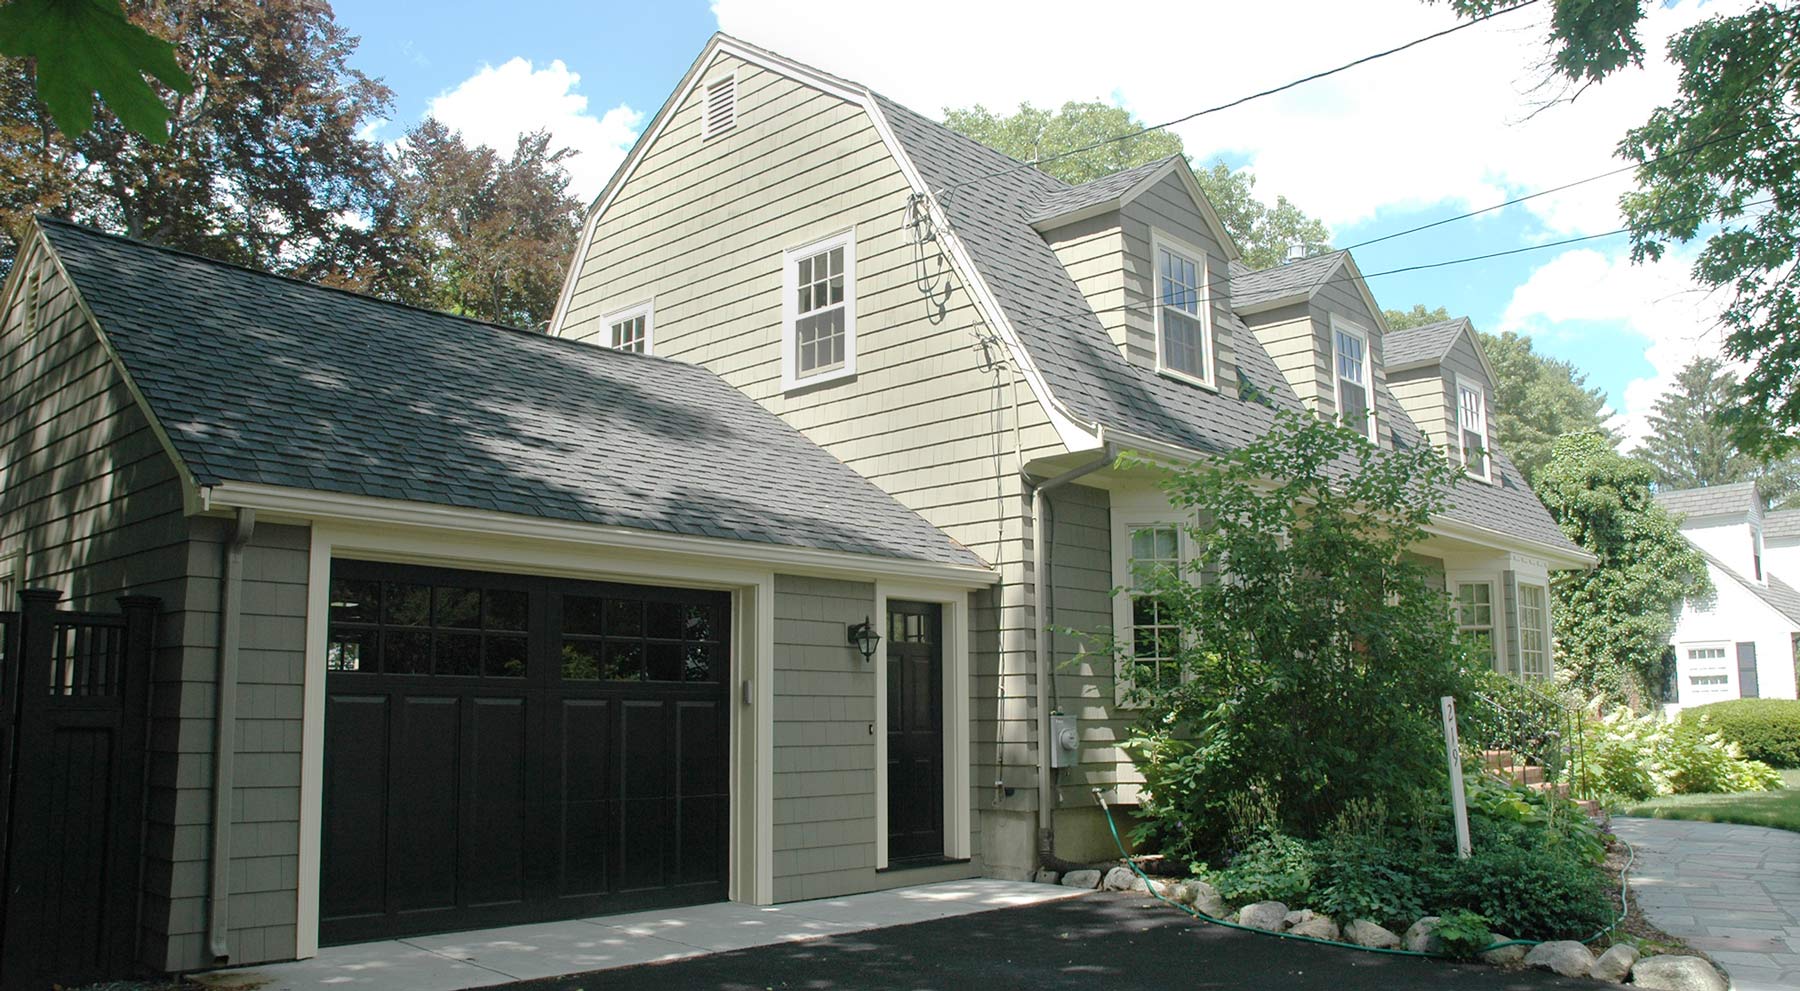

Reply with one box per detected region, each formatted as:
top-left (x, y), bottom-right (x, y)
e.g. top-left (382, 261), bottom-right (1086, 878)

top-left (886, 600), bottom-right (943, 863)
top-left (320, 561), bottom-right (729, 944)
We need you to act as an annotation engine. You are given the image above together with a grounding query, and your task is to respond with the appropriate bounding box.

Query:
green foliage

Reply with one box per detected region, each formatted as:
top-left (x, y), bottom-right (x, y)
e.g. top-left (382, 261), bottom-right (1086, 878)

top-left (941, 100), bottom-right (1331, 268)
top-left (1681, 699), bottom-right (1800, 768)
top-left (1463, 772), bottom-right (1607, 865)
top-left (1214, 832), bottom-right (1316, 906)
top-left (1634, 357), bottom-right (1800, 505)
top-left (1534, 431), bottom-right (1711, 707)
top-left (1431, 909), bottom-right (1494, 959)
top-left (1439, 0), bottom-right (1648, 84)
top-left (1310, 800), bottom-right (1423, 926)
top-left (1115, 410), bottom-right (1471, 842)
top-left (1573, 708), bottom-right (1783, 800)
top-left (0, 0), bottom-right (191, 141)
top-left (1478, 330), bottom-right (1616, 487)
top-left (1383, 304), bottom-right (1450, 331)
top-left (1420, 838), bottom-right (1612, 941)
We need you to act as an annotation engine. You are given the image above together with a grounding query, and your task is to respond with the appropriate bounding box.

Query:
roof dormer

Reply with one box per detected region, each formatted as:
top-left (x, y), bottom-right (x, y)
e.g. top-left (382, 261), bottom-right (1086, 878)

top-left (1382, 316), bottom-right (1500, 482)
top-left (1657, 482), bottom-right (1767, 584)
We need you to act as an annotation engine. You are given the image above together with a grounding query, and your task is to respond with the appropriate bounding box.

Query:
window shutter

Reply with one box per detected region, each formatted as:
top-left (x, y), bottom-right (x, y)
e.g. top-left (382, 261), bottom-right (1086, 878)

top-left (1737, 641), bottom-right (1760, 698)
top-left (702, 75), bottom-right (737, 140)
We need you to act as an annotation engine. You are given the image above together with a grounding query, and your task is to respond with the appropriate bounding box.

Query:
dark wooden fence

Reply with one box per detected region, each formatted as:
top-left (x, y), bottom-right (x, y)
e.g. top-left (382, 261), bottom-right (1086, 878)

top-left (0, 590), bottom-right (157, 990)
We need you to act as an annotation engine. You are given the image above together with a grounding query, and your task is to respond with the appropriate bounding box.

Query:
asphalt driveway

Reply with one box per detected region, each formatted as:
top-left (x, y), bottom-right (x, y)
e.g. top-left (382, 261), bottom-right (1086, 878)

top-left (501, 892), bottom-right (1611, 991)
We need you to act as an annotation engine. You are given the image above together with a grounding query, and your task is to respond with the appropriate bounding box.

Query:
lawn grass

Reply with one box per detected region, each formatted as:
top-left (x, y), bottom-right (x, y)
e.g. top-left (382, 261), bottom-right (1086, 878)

top-left (1617, 768), bottom-right (1800, 832)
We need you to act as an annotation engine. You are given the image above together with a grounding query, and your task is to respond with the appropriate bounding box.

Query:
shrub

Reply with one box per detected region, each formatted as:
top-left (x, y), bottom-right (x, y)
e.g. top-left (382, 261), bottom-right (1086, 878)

top-left (1419, 837), bottom-right (1612, 940)
top-left (1213, 832), bottom-right (1316, 906)
top-left (1681, 699), bottom-right (1800, 768)
top-left (1432, 909), bottom-right (1495, 958)
top-left (1572, 708), bottom-right (1782, 799)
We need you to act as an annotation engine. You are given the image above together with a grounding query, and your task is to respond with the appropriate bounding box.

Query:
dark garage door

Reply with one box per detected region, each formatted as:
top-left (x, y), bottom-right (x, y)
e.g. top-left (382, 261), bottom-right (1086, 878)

top-left (320, 560), bottom-right (730, 944)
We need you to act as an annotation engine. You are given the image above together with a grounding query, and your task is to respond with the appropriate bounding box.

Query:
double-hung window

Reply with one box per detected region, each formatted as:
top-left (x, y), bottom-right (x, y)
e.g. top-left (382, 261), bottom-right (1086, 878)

top-left (1153, 237), bottom-right (1212, 387)
top-left (1454, 582), bottom-right (1497, 670)
top-left (1517, 584), bottom-right (1549, 680)
top-left (1118, 524), bottom-right (1184, 704)
top-left (1458, 380), bottom-right (1490, 480)
top-left (603, 301), bottom-right (653, 354)
top-left (782, 231), bottom-right (856, 390)
top-left (1332, 317), bottom-right (1375, 440)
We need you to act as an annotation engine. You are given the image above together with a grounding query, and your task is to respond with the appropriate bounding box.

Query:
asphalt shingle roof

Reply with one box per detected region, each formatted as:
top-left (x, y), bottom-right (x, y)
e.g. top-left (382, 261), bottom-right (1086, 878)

top-left (873, 97), bottom-right (1578, 555)
top-left (1694, 546), bottom-right (1800, 626)
top-left (1766, 509), bottom-right (1800, 540)
top-left (1228, 252), bottom-right (1347, 309)
top-left (1385, 318), bottom-right (1469, 368)
top-left (1655, 482), bottom-right (1762, 522)
top-left (1024, 157), bottom-right (1180, 225)
top-left (39, 218), bottom-right (988, 570)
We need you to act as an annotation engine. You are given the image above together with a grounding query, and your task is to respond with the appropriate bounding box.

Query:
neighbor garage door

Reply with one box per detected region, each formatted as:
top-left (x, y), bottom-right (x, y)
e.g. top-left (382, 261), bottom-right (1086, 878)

top-left (319, 560), bottom-right (730, 944)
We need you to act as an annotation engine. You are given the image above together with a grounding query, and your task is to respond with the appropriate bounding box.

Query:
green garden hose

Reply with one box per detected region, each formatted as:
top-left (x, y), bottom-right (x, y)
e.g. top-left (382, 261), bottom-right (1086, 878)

top-left (1093, 789), bottom-right (1634, 959)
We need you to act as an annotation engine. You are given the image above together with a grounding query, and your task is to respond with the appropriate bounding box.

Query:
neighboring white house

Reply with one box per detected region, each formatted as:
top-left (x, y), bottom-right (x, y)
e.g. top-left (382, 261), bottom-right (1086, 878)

top-left (1658, 482), bottom-right (1800, 709)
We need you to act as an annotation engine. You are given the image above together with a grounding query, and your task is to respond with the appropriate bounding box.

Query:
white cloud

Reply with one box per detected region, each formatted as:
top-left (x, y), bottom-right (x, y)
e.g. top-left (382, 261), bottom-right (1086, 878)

top-left (427, 58), bottom-right (642, 203)
top-left (1498, 246), bottom-right (1734, 449)
top-left (711, 0), bottom-right (1743, 235)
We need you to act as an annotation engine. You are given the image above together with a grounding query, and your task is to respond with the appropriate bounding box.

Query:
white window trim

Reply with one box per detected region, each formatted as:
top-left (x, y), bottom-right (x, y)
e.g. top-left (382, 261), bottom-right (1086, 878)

top-left (1150, 229), bottom-right (1216, 391)
top-left (1516, 581), bottom-right (1552, 681)
top-left (1453, 374), bottom-right (1493, 484)
top-left (1110, 512), bottom-right (1197, 708)
top-left (1329, 313), bottom-right (1377, 442)
top-left (1680, 640), bottom-right (1735, 700)
top-left (0, 550), bottom-right (19, 607)
top-left (601, 299), bottom-right (655, 355)
top-left (1453, 579), bottom-right (1499, 671)
top-left (780, 229), bottom-right (858, 392)
top-left (700, 71), bottom-right (738, 141)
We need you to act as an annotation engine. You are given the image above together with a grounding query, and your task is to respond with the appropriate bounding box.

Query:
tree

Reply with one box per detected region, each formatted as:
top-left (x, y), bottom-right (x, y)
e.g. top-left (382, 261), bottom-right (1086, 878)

top-left (943, 100), bottom-right (1332, 269)
top-left (1478, 330), bottom-right (1615, 487)
top-left (1535, 430), bottom-right (1710, 709)
top-left (1107, 410), bottom-right (1469, 854)
top-left (1385, 304), bottom-right (1451, 330)
top-left (0, 0), bottom-right (393, 280)
top-left (1444, 1), bottom-right (1800, 456)
top-left (0, 0), bottom-right (191, 142)
top-left (1634, 356), bottom-right (1800, 507)
top-left (350, 119), bottom-right (582, 330)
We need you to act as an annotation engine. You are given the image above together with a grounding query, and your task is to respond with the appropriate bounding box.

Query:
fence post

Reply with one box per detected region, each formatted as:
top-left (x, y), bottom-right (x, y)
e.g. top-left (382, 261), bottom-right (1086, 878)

top-left (113, 595), bottom-right (159, 977)
top-left (1442, 695), bottom-right (1472, 860)
top-left (15, 589), bottom-right (61, 700)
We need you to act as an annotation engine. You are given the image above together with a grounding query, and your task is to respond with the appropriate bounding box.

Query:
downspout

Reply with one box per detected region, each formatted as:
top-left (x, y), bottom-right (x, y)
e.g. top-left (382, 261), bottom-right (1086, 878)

top-left (207, 508), bottom-right (255, 962)
top-left (1025, 446), bottom-right (1113, 871)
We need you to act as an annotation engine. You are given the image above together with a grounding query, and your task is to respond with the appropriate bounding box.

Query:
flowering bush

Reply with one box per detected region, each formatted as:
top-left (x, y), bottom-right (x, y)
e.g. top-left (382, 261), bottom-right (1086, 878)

top-left (1573, 708), bottom-right (1781, 800)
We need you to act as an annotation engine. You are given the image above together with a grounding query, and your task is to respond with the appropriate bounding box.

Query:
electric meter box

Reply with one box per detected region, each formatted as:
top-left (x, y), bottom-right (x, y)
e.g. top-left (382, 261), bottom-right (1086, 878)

top-left (1050, 713), bottom-right (1080, 769)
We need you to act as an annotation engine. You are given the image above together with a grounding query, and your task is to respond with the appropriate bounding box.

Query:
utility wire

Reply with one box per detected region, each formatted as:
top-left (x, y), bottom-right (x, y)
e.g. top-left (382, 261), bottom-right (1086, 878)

top-left (935, 0), bottom-right (1544, 199)
top-left (1341, 121), bottom-right (1775, 251)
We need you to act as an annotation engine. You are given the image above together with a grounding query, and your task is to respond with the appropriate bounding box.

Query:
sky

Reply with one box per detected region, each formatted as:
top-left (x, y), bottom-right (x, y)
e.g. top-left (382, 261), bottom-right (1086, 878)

top-left (330, 0), bottom-right (1744, 447)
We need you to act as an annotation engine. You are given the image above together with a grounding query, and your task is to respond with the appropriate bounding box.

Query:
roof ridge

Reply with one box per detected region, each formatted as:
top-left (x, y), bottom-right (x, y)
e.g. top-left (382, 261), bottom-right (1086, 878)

top-left (1386, 317), bottom-right (1467, 336)
top-left (36, 216), bottom-right (703, 373)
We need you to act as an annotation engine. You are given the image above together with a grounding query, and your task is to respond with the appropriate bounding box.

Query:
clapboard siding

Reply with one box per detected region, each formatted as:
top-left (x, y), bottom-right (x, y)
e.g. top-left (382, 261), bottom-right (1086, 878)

top-left (1389, 366), bottom-right (1452, 454)
top-left (558, 53), bottom-right (1067, 880)
top-left (1045, 217), bottom-right (1128, 356)
top-left (1120, 172), bottom-right (1238, 397)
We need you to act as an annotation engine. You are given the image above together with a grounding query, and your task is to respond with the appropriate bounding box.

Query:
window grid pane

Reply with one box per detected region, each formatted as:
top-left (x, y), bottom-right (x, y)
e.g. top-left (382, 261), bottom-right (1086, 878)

top-left (1518, 584), bottom-right (1548, 679)
top-left (1459, 386), bottom-right (1487, 474)
top-left (1157, 248), bottom-right (1206, 378)
top-left (795, 246), bottom-right (846, 376)
top-left (611, 315), bottom-right (647, 352)
top-left (1454, 582), bottom-right (1497, 669)
top-left (1128, 525), bottom-right (1182, 691)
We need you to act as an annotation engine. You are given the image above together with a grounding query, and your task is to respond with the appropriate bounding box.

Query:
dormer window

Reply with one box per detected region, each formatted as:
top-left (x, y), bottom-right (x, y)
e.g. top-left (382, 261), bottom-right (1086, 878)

top-left (1458, 380), bottom-right (1490, 480)
top-left (1331, 316), bottom-right (1375, 441)
top-left (604, 300), bottom-right (653, 354)
top-left (1153, 234), bottom-right (1213, 388)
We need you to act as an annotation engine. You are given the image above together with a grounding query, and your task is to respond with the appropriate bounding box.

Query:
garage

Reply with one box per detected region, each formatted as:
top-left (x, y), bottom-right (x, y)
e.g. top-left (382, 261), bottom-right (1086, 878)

top-left (318, 560), bottom-right (730, 944)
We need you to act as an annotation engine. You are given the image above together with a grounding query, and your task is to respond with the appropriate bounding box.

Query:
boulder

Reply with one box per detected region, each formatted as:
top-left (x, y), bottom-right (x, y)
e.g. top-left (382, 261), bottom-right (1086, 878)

top-left (1102, 866), bottom-right (1148, 892)
top-left (1524, 940), bottom-right (1596, 979)
top-left (1478, 933), bottom-right (1526, 966)
top-left (1032, 869), bottom-right (1060, 886)
top-left (1283, 908), bottom-right (1317, 928)
top-left (1347, 919), bottom-right (1401, 949)
top-left (1288, 916), bottom-right (1341, 941)
top-left (1404, 917), bottom-right (1444, 954)
top-left (1060, 869), bottom-right (1102, 890)
top-left (1238, 901), bottom-right (1289, 932)
top-left (1628, 954), bottom-right (1727, 991)
top-left (1592, 944), bottom-right (1638, 983)
top-left (1180, 880), bottom-right (1227, 918)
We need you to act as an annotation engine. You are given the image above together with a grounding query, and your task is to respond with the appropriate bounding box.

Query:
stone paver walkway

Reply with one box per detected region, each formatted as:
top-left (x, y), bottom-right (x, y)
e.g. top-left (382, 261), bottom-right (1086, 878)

top-left (1612, 817), bottom-right (1800, 991)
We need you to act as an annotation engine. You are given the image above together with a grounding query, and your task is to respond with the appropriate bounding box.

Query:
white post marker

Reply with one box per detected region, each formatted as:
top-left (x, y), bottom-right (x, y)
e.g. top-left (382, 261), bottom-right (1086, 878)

top-left (1442, 695), bottom-right (1472, 859)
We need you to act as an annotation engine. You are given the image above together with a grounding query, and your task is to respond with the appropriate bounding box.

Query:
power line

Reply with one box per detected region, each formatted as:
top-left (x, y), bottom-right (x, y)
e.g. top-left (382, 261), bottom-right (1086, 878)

top-left (935, 0), bottom-right (1544, 199)
top-left (1340, 121), bottom-right (1774, 252)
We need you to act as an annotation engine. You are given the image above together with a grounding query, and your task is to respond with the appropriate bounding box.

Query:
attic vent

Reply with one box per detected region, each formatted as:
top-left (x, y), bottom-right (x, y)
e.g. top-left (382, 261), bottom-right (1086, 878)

top-left (702, 74), bottom-right (737, 140)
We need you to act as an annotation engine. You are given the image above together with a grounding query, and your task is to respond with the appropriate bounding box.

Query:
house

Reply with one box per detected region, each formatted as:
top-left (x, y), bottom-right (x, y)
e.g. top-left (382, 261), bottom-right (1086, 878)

top-left (0, 33), bottom-right (1588, 978)
top-left (1657, 482), bottom-right (1800, 709)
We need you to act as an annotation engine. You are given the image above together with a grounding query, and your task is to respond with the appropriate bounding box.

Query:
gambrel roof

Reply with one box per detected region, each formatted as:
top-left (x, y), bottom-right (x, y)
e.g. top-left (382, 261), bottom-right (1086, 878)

top-left (35, 218), bottom-right (990, 572)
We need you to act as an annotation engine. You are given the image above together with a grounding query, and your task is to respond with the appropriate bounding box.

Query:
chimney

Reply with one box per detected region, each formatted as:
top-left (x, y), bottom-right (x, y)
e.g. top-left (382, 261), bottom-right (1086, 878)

top-left (1284, 243), bottom-right (1307, 265)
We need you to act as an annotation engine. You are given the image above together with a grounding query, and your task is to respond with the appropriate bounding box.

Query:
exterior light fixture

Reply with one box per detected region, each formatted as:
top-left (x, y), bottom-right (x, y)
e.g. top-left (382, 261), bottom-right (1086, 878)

top-left (848, 616), bottom-right (881, 661)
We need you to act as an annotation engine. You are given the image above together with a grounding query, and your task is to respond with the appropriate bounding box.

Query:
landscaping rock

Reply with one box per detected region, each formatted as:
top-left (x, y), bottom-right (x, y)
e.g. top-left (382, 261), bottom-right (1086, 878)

top-left (1628, 954), bottom-right (1727, 991)
top-left (1478, 933), bottom-right (1526, 966)
top-left (1524, 940), bottom-right (1595, 978)
top-left (1404, 917), bottom-right (1444, 954)
top-left (1102, 866), bottom-right (1148, 892)
top-left (1060, 869), bottom-right (1101, 889)
top-left (1238, 901), bottom-right (1289, 932)
top-left (1593, 944), bottom-right (1638, 983)
top-left (1347, 919), bottom-right (1401, 949)
top-left (1283, 908), bottom-right (1317, 928)
top-left (1288, 916), bottom-right (1341, 941)
top-left (1033, 869), bottom-right (1060, 885)
top-left (1180, 880), bottom-right (1227, 917)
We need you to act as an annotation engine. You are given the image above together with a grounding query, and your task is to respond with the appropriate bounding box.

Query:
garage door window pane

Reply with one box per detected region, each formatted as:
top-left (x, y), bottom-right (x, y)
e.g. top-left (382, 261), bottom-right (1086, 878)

top-left (604, 641), bottom-right (644, 681)
top-left (435, 587), bottom-right (480, 629)
top-left (331, 580), bottom-right (379, 625)
top-left (606, 599), bottom-right (644, 637)
top-left (385, 631), bottom-right (431, 674)
top-left (685, 643), bottom-right (716, 681)
top-left (562, 641), bottom-right (601, 680)
top-left (646, 600), bottom-right (684, 640)
top-left (329, 629), bottom-right (375, 672)
top-left (384, 583), bottom-right (431, 627)
top-left (486, 636), bottom-right (528, 678)
top-left (437, 633), bottom-right (481, 676)
top-left (647, 642), bottom-right (683, 681)
top-left (685, 604), bottom-right (716, 641)
top-left (484, 588), bottom-right (528, 631)
top-left (564, 596), bottom-right (604, 636)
